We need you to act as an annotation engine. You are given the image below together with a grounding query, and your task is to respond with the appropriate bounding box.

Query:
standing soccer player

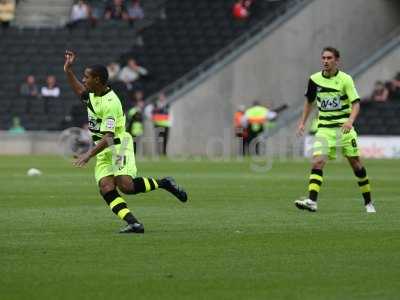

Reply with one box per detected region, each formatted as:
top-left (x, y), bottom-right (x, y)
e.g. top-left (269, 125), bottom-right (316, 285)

top-left (295, 47), bottom-right (376, 213)
top-left (63, 50), bottom-right (188, 233)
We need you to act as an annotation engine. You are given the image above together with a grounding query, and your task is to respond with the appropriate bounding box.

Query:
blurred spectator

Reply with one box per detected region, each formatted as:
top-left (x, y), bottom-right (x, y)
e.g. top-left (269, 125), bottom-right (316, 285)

top-left (67, 0), bottom-right (92, 28)
top-left (130, 89), bottom-right (144, 104)
top-left (41, 75), bottom-right (60, 98)
top-left (126, 92), bottom-right (145, 153)
top-left (263, 102), bottom-right (288, 130)
top-left (20, 75), bottom-right (39, 97)
top-left (232, 0), bottom-right (253, 20)
top-left (159, 7), bottom-right (166, 20)
top-left (127, 0), bottom-right (144, 26)
top-left (8, 117), bottom-right (25, 134)
top-left (72, 123), bottom-right (92, 155)
top-left (389, 72), bottom-right (400, 99)
top-left (107, 62), bottom-right (121, 82)
top-left (242, 101), bottom-right (277, 155)
top-left (233, 105), bottom-right (248, 155)
top-left (370, 81), bottom-right (389, 103)
top-left (104, 0), bottom-right (128, 21)
top-left (118, 58), bottom-right (148, 90)
top-left (146, 93), bottom-right (171, 156)
top-left (0, 0), bottom-right (15, 28)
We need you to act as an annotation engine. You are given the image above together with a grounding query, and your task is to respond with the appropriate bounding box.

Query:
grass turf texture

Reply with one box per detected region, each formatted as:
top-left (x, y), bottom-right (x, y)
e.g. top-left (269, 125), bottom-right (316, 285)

top-left (0, 156), bottom-right (399, 300)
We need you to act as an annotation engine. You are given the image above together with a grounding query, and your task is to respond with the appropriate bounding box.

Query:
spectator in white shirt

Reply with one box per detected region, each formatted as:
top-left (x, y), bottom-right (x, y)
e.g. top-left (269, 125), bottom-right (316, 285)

top-left (41, 75), bottom-right (60, 98)
top-left (107, 62), bottom-right (121, 82)
top-left (118, 58), bottom-right (148, 90)
top-left (68, 0), bottom-right (91, 28)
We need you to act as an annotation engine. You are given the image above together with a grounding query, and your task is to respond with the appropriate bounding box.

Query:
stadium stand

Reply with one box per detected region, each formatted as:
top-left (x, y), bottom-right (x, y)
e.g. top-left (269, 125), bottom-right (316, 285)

top-left (356, 101), bottom-right (400, 135)
top-left (356, 72), bottom-right (400, 135)
top-left (122, 0), bottom-right (287, 98)
top-left (0, 0), bottom-right (164, 130)
top-left (1, 0), bottom-right (294, 131)
top-left (15, 0), bottom-right (73, 27)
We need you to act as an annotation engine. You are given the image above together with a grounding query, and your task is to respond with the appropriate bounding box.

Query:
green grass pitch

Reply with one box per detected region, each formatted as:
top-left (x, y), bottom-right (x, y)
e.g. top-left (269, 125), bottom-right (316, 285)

top-left (0, 155), bottom-right (399, 300)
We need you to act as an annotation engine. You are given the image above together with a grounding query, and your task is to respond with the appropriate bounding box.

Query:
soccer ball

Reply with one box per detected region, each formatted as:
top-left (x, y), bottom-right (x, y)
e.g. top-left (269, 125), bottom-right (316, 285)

top-left (27, 168), bottom-right (42, 177)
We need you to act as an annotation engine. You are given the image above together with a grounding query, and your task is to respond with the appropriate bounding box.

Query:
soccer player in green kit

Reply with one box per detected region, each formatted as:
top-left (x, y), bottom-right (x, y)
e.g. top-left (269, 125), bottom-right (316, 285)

top-left (64, 50), bottom-right (188, 233)
top-left (295, 47), bottom-right (376, 213)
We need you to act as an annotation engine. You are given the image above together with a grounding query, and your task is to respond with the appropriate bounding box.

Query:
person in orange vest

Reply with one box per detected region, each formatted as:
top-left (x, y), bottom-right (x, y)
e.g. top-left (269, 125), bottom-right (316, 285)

top-left (234, 105), bottom-right (248, 155)
top-left (150, 93), bottom-right (171, 155)
top-left (242, 101), bottom-right (277, 155)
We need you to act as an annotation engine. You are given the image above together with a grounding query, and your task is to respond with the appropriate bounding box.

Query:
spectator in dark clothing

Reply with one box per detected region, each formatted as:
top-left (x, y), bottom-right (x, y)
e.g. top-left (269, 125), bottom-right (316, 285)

top-left (104, 0), bottom-right (128, 21)
top-left (389, 72), bottom-right (400, 100)
top-left (233, 105), bottom-right (248, 155)
top-left (370, 81), bottom-right (389, 103)
top-left (127, 0), bottom-right (144, 26)
top-left (130, 89), bottom-right (145, 105)
top-left (20, 75), bottom-right (39, 97)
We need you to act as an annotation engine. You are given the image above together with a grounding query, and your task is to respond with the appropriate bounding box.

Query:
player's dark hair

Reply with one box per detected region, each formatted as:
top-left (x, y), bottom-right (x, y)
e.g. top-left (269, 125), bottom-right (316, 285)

top-left (89, 64), bottom-right (108, 85)
top-left (322, 46), bottom-right (340, 59)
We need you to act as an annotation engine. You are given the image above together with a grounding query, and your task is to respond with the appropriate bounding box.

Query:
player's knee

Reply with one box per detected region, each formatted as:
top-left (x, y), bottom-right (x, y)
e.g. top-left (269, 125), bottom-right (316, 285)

top-left (351, 160), bottom-right (363, 171)
top-left (312, 159), bottom-right (325, 170)
top-left (347, 156), bottom-right (361, 169)
top-left (115, 178), bottom-right (133, 194)
top-left (99, 181), bottom-right (115, 195)
top-left (117, 183), bottom-right (131, 194)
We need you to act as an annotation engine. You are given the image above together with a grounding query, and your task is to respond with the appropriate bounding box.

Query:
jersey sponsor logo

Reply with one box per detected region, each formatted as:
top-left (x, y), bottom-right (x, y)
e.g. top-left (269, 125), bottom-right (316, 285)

top-left (320, 96), bottom-right (341, 111)
top-left (88, 116), bottom-right (100, 131)
top-left (106, 118), bottom-right (115, 129)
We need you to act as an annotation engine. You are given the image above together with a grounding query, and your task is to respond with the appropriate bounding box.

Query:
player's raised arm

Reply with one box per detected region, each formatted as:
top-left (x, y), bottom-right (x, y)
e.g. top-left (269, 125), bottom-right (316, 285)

top-left (64, 50), bottom-right (86, 96)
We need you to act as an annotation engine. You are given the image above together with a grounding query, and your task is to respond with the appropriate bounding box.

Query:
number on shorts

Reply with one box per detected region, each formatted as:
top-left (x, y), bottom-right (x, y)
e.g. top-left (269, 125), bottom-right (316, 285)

top-left (116, 155), bottom-right (127, 169)
top-left (351, 139), bottom-right (357, 148)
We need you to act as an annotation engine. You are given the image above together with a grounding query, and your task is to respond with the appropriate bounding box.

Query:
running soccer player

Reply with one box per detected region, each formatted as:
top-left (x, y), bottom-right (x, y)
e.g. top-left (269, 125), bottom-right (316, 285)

top-left (63, 50), bottom-right (188, 233)
top-left (295, 47), bottom-right (376, 213)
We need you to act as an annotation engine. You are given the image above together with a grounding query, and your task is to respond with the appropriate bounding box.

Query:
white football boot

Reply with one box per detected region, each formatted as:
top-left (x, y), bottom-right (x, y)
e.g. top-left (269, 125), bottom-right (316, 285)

top-left (294, 198), bottom-right (317, 212)
top-left (365, 202), bottom-right (376, 213)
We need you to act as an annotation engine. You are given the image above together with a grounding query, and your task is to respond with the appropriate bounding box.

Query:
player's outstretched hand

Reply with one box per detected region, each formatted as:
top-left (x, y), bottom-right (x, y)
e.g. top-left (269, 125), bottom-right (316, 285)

top-left (296, 122), bottom-right (305, 137)
top-left (73, 152), bottom-right (91, 167)
top-left (64, 50), bottom-right (76, 72)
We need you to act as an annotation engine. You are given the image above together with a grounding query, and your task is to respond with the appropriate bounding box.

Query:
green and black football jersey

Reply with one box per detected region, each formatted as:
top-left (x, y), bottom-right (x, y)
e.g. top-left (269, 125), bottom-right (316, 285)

top-left (81, 88), bottom-right (126, 143)
top-left (305, 70), bottom-right (360, 128)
